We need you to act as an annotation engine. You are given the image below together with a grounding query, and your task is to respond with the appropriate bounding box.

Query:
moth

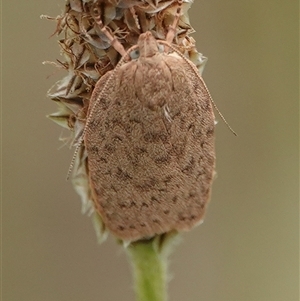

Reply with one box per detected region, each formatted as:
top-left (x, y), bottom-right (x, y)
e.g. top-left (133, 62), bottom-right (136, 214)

top-left (72, 4), bottom-right (216, 242)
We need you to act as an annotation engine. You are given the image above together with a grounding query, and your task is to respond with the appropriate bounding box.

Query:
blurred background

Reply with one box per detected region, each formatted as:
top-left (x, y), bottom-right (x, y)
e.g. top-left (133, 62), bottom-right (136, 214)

top-left (3, 1), bottom-right (298, 301)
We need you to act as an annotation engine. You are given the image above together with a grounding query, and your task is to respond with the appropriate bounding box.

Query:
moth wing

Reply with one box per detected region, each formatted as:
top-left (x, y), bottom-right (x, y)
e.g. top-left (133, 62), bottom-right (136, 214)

top-left (85, 55), bottom-right (215, 241)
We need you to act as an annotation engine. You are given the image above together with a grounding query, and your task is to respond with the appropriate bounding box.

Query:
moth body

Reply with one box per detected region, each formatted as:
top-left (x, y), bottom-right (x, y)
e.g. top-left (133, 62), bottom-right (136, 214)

top-left (85, 32), bottom-right (215, 241)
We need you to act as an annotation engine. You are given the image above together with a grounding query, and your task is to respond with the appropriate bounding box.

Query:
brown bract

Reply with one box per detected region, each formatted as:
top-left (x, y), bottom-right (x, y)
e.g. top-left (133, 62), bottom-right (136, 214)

top-left (85, 32), bottom-right (215, 241)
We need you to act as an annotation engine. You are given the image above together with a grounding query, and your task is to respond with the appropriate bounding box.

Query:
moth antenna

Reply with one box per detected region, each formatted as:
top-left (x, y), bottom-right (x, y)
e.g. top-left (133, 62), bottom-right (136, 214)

top-left (66, 44), bottom-right (140, 180)
top-left (207, 97), bottom-right (237, 136)
top-left (158, 40), bottom-right (237, 136)
top-left (67, 136), bottom-right (83, 180)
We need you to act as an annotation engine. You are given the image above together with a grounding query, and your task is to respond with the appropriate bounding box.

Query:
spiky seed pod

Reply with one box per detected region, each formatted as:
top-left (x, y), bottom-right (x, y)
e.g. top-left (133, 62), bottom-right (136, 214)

top-left (44, 0), bottom-right (209, 243)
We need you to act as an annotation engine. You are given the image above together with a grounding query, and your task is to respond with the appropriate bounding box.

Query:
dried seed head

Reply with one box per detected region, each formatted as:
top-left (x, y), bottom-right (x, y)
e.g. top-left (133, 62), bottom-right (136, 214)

top-left (46, 0), bottom-right (211, 242)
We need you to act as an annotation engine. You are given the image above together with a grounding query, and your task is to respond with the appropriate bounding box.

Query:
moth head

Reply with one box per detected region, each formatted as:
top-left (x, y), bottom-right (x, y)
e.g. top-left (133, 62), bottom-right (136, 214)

top-left (137, 31), bottom-right (160, 58)
top-left (129, 43), bottom-right (164, 60)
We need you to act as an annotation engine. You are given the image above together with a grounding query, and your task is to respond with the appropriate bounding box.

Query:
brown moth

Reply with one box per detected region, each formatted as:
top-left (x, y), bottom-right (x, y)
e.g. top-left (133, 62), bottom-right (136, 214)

top-left (65, 1), bottom-right (217, 241)
top-left (80, 28), bottom-right (216, 242)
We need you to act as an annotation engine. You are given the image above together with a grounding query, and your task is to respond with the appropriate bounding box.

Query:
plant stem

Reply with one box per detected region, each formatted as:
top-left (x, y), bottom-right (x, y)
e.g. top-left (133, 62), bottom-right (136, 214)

top-left (127, 238), bottom-right (169, 301)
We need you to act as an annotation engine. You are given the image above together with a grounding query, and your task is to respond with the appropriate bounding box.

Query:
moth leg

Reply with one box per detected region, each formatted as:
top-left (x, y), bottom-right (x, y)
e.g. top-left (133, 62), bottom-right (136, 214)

top-left (93, 9), bottom-right (127, 57)
top-left (165, 0), bottom-right (183, 47)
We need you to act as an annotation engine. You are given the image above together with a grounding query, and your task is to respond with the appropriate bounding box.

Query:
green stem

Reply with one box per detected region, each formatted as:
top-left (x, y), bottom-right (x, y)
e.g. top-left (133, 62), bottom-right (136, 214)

top-left (127, 237), bottom-right (169, 301)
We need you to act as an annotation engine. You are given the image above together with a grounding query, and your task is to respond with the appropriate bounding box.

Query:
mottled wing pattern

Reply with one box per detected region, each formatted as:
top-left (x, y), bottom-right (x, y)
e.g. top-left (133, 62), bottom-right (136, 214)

top-left (85, 48), bottom-right (215, 241)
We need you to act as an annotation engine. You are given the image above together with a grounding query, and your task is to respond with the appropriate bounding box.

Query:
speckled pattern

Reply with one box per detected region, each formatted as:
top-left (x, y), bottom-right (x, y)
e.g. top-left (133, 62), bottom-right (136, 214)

top-left (85, 32), bottom-right (215, 241)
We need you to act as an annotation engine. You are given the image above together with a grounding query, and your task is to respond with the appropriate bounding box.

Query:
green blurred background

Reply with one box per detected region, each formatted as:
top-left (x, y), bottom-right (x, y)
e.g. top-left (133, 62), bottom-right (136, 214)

top-left (3, 1), bottom-right (299, 300)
